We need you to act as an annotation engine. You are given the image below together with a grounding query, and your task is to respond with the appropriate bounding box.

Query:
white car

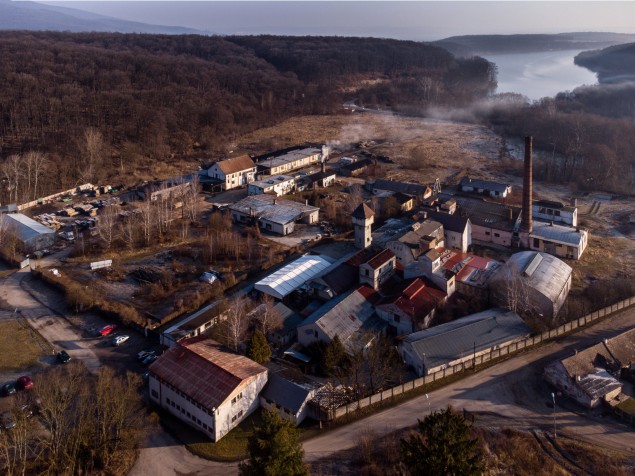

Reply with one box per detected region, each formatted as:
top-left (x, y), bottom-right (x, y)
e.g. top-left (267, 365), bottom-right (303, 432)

top-left (112, 335), bottom-right (130, 346)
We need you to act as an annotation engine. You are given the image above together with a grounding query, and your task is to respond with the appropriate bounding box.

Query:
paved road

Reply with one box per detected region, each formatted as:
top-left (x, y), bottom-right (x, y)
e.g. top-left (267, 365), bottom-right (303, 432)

top-left (303, 305), bottom-right (635, 461)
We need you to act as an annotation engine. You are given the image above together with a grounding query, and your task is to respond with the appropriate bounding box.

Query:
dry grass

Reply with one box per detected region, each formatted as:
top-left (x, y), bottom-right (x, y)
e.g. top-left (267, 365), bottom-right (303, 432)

top-left (0, 320), bottom-right (46, 371)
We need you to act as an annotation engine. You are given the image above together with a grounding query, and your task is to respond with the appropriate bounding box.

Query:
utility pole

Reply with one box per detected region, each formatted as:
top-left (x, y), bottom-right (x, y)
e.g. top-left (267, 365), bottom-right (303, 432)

top-left (551, 392), bottom-right (557, 439)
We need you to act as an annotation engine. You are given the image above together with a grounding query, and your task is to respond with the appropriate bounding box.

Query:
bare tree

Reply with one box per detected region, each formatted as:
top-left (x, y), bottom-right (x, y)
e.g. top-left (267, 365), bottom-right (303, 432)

top-left (224, 295), bottom-right (250, 352)
top-left (257, 293), bottom-right (283, 337)
top-left (98, 205), bottom-right (119, 251)
top-left (79, 127), bottom-right (106, 183)
top-left (1, 155), bottom-right (23, 203)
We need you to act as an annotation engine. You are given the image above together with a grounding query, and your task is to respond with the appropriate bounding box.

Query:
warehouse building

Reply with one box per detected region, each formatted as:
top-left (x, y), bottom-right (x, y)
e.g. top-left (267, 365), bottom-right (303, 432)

top-left (0, 213), bottom-right (56, 253)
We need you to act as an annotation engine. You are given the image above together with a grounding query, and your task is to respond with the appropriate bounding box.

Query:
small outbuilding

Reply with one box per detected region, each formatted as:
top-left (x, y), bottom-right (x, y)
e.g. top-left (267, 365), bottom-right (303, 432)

top-left (259, 374), bottom-right (319, 426)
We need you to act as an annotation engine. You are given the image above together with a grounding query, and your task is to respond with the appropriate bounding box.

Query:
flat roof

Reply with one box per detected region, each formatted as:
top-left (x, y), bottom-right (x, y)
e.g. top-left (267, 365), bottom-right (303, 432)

top-left (255, 255), bottom-right (332, 299)
top-left (249, 174), bottom-right (295, 189)
top-left (229, 194), bottom-right (319, 226)
top-left (258, 148), bottom-right (321, 169)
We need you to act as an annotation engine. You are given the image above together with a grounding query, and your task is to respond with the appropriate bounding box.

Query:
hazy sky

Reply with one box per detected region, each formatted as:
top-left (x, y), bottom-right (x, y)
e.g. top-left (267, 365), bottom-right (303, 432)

top-left (37, 1), bottom-right (635, 40)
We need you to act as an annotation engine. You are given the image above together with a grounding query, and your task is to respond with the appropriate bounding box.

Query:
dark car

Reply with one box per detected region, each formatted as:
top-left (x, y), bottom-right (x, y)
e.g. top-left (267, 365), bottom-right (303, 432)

top-left (1, 382), bottom-right (16, 397)
top-left (142, 354), bottom-right (158, 366)
top-left (16, 376), bottom-right (33, 391)
top-left (57, 350), bottom-right (71, 364)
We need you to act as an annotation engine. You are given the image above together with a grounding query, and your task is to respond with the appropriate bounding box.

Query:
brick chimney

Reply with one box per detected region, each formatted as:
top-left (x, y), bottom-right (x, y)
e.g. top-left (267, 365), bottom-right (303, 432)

top-left (520, 136), bottom-right (533, 235)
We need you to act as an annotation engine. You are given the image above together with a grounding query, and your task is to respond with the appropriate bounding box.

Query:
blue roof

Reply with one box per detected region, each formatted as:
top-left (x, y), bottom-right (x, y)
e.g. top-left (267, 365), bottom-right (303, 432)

top-left (261, 374), bottom-right (316, 414)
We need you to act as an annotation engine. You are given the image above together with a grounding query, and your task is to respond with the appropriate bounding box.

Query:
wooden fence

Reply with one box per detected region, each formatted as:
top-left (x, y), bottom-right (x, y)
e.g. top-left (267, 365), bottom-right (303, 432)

top-left (17, 183), bottom-right (94, 211)
top-left (327, 295), bottom-right (635, 421)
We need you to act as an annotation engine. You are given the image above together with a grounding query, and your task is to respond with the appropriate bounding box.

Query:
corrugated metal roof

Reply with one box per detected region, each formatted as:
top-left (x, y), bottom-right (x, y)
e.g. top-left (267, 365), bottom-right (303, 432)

top-left (260, 374), bottom-right (316, 414)
top-left (372, 179), bottom-right (431, 197)
top-left (460, 177), bottom-right (510, 193)
top-left (403, 308), bottom-right (531, 370)
top-left (1, 213), bottom-right (55, 241)
top-left (255, 255), bottom-right (332, 299)
top-left (531, 222), bottom-right (585, 247)
top-left (149, 338), bottom-right (266, 410)
top-left (230, 194), bottom-right (319, 226)
top-left (300, 286), bottom-right (377, 344)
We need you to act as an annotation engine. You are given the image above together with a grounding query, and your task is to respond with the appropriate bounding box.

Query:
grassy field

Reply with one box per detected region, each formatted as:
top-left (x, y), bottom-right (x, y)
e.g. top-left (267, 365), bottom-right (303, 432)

top-left (0, 320), bottom-right (47, 371)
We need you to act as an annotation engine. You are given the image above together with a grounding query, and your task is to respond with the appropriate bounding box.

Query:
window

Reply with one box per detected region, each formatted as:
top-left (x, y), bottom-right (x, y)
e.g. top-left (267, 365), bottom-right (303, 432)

top-left (485, 231), bottom-right (491, 236)
top-left (494, 233), bottom-right (500, 238)
top-left (231, 397), bottom-right (237, 405)
top-left (232, 415), bottom-right (237, 423)
top-left (151, 390), bottom-right (159, 399)
top-left (533, 238), bottom-right (540, 247)
top-left (394, 314), bottom-right (400, 323)
top-left (187, 411), bottom-right (191, 418)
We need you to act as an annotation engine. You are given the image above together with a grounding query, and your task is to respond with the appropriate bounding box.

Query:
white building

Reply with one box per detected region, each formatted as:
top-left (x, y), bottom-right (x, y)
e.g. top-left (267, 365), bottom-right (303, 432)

top-left (532, 199), bottom-right (577, 227)
top-left (207, 155), bottom-right (257, 190)
top-left (148, 338), bottom-right (268, 442)
top-left (426, 211), bottom-right (472, 253)
top-left (460, 177), bottom-right (512, 198)
top-left (248, 175), bottom-right (296, 197)
top-left (530, 221), bottom-right (588, 260)
top-left (254, 255), bottom-right (332, 300)
top-left (257, 148), bottom-right (322, 175)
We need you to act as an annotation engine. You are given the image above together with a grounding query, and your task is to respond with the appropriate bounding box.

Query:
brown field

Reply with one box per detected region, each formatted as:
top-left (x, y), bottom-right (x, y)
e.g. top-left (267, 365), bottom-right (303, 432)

top-left (0, 320), bottom-right (46, 372)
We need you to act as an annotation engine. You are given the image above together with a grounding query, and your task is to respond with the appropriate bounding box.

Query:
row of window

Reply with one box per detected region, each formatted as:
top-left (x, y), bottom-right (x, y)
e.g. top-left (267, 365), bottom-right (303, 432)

top-left (166, 397), bottom-right (212, 432)
top-left (231, 392), bottom-right (243, 405)
top-left (231, 410), bottom-right (244, 423)
top-left (163, 381), bottom-right (215, 416)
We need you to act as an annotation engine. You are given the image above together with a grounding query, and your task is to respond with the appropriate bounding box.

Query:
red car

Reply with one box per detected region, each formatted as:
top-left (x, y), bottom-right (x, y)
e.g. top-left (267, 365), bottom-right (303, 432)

top-left (99, 325), bottom-right (117, 337)
top-left (16, 376), bottom-right (33, 391)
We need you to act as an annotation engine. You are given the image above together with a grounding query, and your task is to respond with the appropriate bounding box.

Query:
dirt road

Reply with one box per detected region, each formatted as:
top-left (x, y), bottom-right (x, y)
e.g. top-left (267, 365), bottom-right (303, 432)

top-left (0, 268), bottom-right (101, 373)
top-left (303, 305), bottom-right (635, 461)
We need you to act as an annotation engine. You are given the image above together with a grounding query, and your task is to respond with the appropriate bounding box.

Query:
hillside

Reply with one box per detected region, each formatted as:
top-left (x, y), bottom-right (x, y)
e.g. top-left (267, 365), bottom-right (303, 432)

top-left (0, 0), bottom-right (201, 34)
top-left (434, 32), bottom-right (635, 56)
top-left (575, 42), bottom-right (635, 83)
top-left (0, 32), bottom-right (495, 204)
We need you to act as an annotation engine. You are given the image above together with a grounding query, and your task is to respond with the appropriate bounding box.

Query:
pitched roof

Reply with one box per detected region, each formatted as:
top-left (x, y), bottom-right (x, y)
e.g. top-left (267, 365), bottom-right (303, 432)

top-left (531, 221), bottom-right (586, 247)
top-left (364, 249), bottom-right (396, 270)
top-left (352, 202), bottom-right (375, 220)
top-left (1, 213), bottom-right (55, 241)
top-left (339, 157), bottom-right (372, 172)
top-left (450, 194), bottom-right (521, 232)
top-left (229, 194), bottom-right (319, 226)
top-left (440, 249), bottom-right (500, 288)
top-left (261, 374), bottom-right (317, 414)
top-left (379, 278), bottom-right (446, 322)
top-left (149, 338), bottom-right (267, 410)
top-left (214, 155), bottom-right (255, 175)
top-left (372, 179), bottom-right (431, 197)
top-left (426, 210), bottom-right (469, 233)
top-left (403, 308), bottom-right (531, 370)
top-left (460, 177), bottom-right (510, 193)
top-left (299, 285), bottom-right (378, 345)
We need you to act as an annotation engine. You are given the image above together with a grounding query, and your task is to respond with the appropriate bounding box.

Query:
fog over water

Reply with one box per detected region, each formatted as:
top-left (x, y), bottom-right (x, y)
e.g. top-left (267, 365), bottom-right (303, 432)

top-left (482, 50), bottom-right (598, 102)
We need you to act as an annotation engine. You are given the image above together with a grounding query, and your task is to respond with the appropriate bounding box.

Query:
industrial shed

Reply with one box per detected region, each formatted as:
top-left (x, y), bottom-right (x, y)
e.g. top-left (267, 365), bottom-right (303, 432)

top-left (489, 251), bottom-right (572, 321)
top-left (255, 255), bottom-right (332, 300)
top-left (0, 213), bottom-right (56, 253)
top-left (399, 308), bottom-right (531, 377)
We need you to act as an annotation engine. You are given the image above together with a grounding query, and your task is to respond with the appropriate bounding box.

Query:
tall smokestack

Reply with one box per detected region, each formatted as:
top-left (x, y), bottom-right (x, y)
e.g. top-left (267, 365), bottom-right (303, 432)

top-left (521, 136), bottom-right (533, 234)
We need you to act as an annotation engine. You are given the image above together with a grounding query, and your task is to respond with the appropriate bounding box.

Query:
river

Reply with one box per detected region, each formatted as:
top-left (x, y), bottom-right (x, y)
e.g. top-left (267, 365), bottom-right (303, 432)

top-left (482, 50), bottom-right (598, 101)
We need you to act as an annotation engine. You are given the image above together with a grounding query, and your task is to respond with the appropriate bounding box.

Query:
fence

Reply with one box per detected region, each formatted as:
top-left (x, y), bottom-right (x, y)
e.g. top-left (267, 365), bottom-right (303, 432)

top-left (17, 183), bottom-right (95, 211)
top-left (325, 295), bottom-right (635, 421)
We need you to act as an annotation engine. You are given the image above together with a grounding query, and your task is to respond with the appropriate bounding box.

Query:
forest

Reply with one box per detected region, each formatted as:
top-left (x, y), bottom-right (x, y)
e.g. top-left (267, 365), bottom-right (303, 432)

top-left (0, 32), bottom-right (496, 204)
top-left (575, 42), bottom-right (635, 84)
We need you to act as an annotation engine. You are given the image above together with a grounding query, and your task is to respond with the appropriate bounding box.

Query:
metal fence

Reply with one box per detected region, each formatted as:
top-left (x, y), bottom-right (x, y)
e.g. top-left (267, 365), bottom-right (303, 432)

top-left (328, 295), bottom-right (635, 421)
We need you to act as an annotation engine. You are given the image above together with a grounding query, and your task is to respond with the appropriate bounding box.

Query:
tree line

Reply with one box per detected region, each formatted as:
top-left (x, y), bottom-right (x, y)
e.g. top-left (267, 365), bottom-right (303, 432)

top-left (0, 32), bottom-right (495, 204)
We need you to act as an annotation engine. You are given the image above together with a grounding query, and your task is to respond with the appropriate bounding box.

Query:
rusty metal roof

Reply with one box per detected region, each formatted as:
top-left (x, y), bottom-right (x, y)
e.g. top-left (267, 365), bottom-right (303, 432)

top-left (149, 338), bottom-right (267, 410)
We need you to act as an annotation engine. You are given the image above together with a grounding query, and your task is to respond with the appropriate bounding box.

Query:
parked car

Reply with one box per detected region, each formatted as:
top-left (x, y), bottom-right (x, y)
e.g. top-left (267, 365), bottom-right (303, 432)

top-left (112, 335), bottom-right (129, 346)
top-left (99, 324), bottom-right (117, 337)
top-left (16, 376), bottom-right (33, 391)
top-left (142, 354), bottom-right (158, 366)
top-left (57, 350), bottom-right (71, 364)
top-left (1, 382), bottom-right (16, 397)
top-left (137, 350), bottom-right (154, 361)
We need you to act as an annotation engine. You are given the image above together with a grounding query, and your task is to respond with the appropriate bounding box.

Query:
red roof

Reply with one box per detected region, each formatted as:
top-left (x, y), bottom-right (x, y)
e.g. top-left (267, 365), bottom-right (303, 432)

top-left (365, 249), bottom-right (396, 270)
top-left (380, 278), bottom-right (446, 321)
top-left (215, 155), bottom-right (255, 175)
top-left (149, 338), bottom-right (267, 411)
top-left (440, 249), bottom-right (497, 284)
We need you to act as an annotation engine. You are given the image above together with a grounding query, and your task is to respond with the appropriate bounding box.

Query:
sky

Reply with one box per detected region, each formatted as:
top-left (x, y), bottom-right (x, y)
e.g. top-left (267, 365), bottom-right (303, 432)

top-left (34, 1), bottom-right (635, 40)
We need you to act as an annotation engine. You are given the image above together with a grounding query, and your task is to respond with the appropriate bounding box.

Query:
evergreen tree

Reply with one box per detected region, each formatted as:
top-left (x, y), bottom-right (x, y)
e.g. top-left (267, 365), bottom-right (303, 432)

top-left (247, 329), bottom-right (271, 364)
top-left (400, 406), bottom-right (484, 476)
top-left (239, 409), bottom-right (309, 476)
top-left (323, 335), bottom-right (347, 376)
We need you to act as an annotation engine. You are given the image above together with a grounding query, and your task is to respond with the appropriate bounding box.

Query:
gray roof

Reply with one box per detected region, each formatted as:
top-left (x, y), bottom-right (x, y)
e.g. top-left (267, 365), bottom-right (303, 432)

top-left (577, 370), bottom-right (622, 400)
top-left (261, 374), bottom-right (316, 414)
top-left (451, 195), bottom-right (521, 232)
top-left (497, 251), bottom-right (572, 304)
top-left (255, 255), bottom-right (333, 300)
top-left (299, 286), bottom-right (377, 346)
top-left (372, 179), bottom-right (430, 197)
top-left (531, 222), bottom-right (585, 247)
top-left (257, 148), bottom-right (321, 170)
top-left (460, 177), bottom-right (510, 193)
top-left (426, 210), bottom-right (469, 234)
top-left (229, 195), bottom-right (319, 226)
top-left (249, 174), bottom-right (295, 189)
top-left (1, 213), bottom-right (55, 241)
top-left (403, 308), bottom-right (531, 370)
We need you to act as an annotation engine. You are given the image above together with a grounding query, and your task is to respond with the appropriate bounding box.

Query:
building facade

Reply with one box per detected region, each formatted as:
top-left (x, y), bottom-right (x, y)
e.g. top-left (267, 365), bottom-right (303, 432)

top-left (207, 155), bottom-right (257, 190)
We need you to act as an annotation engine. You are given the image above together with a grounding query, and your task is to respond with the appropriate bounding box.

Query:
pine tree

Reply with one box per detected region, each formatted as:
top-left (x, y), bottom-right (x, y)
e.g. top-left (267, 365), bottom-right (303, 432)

top-left (239, 409), bottom-right (309, 476)
top-left (247, 329), bottom-right (271, 364)
top-left (323, 335), bottom-right (347, 376)
top-left (400, 406), bottom-right (484, 476)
